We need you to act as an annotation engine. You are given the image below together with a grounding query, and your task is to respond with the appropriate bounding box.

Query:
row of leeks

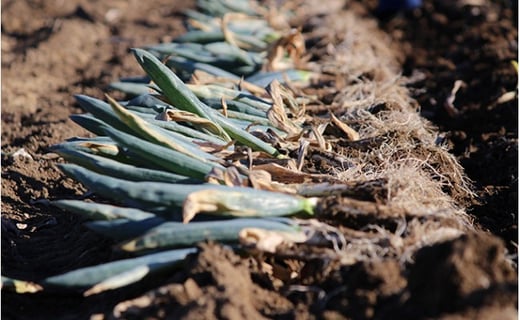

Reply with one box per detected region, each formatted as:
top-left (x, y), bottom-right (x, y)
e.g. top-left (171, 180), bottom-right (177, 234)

top-left (2, 0), bottom-right (342, 296)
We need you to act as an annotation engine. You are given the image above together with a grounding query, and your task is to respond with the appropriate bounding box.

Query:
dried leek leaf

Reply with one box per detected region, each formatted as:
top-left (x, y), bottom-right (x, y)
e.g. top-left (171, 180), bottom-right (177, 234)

top-left (330, 112), bottom-right (360, 141)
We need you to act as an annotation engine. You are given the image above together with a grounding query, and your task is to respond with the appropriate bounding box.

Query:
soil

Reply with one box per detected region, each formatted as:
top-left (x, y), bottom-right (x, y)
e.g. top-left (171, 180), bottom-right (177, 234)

top-left (1, 0), bottom-right (517, 319)
top-left (380, 0), bottom-right (518, 256)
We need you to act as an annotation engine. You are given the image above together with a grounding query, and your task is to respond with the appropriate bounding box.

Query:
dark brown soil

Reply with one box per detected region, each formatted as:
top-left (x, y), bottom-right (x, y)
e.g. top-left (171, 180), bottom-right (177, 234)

top-left (381, 0), bottom-right (518, 256)
top-left (2, 0), bottom-right (517, 319)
